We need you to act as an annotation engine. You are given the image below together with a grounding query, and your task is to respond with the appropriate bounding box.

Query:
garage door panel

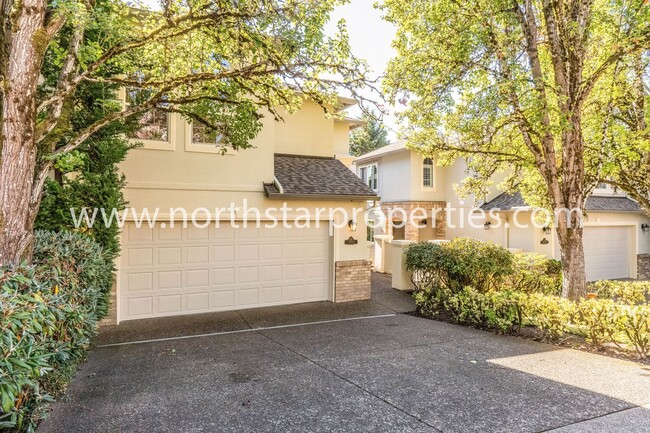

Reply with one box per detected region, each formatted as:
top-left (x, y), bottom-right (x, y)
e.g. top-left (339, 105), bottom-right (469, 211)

top-left (260, 286), bottom-right (282, 303)
top-left (213, 268), bottom-right (235, 285)
top-left (186, 292), bottom-right (210, 311)
top-left (186, 245), bottom-right (210, 263)
top-left (120, 222), bottom-right (331, 320)
top-left (158, 294), bottom-right (182, 314)
top-left (260, 243), bottom-right (282, 260)
top-left (213, 290), bottom-right (235, 308)
top-left (237, 244), bottom-right (259, 261)
top-left (158, 247), bottom-right (182, 265)
top-left (158, 225), bottom-right (182, 241)
top-left (583, 226), bottom-right (630, 281)
top-left (127, 272), bottom-right (153, 291)
top-left (158, 270), bottom-right (181, 289)
top-left (186, 268), bottom-right (210, 287)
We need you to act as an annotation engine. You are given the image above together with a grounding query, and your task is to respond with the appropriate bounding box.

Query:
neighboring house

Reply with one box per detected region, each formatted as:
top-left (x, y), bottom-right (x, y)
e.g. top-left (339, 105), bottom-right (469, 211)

top-left (105, 96), bottom-right (377, 324)
top-left (354, 141), bottom-right (650, 282)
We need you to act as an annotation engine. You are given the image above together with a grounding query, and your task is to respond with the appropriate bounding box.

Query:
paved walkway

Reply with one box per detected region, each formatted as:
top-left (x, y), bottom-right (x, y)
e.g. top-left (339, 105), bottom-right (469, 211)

top-left (39, 274), bottom-right (650, 433)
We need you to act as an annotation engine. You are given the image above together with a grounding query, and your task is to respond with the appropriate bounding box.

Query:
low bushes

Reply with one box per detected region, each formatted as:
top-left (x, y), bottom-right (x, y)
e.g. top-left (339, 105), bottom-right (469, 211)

top-left (1, 230), bottom-right (113, 432)
top-left (407, 238), bottom-right (650, 359)
top-left (588, 280), bottom-right (650, 305)
top-left (406, 238), bottom-right (513, 294)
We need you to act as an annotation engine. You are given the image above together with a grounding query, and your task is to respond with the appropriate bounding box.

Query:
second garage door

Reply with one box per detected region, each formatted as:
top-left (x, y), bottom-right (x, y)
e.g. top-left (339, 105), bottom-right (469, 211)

top-left (119, 222), bottom-right (331, 321)
top-left (583, 226), bottom-right (630, 281)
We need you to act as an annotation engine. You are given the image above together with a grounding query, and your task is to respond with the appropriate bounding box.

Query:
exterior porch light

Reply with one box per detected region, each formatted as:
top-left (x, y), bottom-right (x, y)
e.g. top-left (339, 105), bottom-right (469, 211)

top-left (348, 220), bottom-right (357, 232)
top-left (483, 221), bottom-right (491, 230)
top-left (642, 223), bottom-right (649, 233)
top-left (543, 226), bottom-right (552, 235)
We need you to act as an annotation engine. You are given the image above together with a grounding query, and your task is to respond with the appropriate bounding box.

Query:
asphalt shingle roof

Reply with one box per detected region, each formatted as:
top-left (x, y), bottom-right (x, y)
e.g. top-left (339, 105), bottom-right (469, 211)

top-left (481, 191), bottom-right (642, 212)
top-left (266, 154), bottom-right (378, 199)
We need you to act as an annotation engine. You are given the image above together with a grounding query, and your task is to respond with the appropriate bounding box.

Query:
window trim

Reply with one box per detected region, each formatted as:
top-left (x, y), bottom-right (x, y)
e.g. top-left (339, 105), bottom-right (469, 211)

top-left (421, 157), bottom-right (435, 190)
top-left (184, 122), bottom-right (236, 155)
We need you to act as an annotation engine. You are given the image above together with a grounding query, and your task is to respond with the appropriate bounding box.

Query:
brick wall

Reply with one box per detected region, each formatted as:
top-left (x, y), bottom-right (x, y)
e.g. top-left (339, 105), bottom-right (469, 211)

top-left (335, 260), bottom-right (372, 302)
top-left (98, 279), bottom-right (118, 327)
top-left (381, 201), bottom-right (446, 242)
top-left (638, 254), bottom-right (650, 280)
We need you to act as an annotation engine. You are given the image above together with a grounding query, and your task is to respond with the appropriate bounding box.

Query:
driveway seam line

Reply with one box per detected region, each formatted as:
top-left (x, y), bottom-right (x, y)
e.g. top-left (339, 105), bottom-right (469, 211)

top-left (258, 330), bottom-right (444, 433)
top-left (534, 404), bottom-right (648, 432)
top-left (96, 314), bottom-right (398, 347)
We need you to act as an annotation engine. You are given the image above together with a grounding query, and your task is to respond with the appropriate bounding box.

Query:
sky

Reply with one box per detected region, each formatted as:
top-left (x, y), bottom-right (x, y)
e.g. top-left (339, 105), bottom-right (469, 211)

top-left (325, 0), bottom-right (399, 139)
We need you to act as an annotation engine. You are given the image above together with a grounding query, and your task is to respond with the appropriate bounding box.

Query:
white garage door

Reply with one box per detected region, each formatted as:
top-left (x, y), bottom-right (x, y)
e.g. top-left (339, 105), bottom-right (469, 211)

top-left (583, 226), bottom-right (630, 281)
top-left (119, 222), bottom-right (331, 321)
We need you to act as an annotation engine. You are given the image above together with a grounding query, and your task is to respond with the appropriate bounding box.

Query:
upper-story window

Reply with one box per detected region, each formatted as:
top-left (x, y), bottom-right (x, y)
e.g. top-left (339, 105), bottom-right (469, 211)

top-left (423, 157), bottom-right (434, 188)
top-left (125, 87), bottom-right (169, 142)
top-left (191, 121), bottom-right (226, 145)
top-left (359, 164), bottom-right (378, 191)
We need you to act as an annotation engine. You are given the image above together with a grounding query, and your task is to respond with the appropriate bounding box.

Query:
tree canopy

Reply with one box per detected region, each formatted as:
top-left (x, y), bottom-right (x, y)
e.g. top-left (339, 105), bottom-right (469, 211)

top-left (349, 110), bottom-right (389, 156)
top-left (382, 0), bottom-right (650, 298)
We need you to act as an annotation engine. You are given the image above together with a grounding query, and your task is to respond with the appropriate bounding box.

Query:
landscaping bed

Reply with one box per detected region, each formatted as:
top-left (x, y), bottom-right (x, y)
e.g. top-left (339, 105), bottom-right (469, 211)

top-left (406, 238), bottom-right (650, 364)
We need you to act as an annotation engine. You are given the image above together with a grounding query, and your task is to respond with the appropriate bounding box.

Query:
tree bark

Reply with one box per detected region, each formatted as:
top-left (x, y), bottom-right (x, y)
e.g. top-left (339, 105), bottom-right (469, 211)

top-left (0, 0), bottom-right (47, 264)
top-left (556, 225), bottom-right (587, 300)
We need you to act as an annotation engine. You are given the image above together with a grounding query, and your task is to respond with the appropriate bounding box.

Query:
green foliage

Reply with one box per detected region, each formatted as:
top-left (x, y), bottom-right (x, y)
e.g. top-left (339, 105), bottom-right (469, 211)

top-left (405, 238), bottom-right (513, 294)
top-left (36, 51), bottom-right (140, 260)
top-left (575, 299), bottom-right (620, 346)
top-left (0, 231), bottom-right (112, 432)
top-left (504, 253), bottom-right (562, 296)
top-left (589, 280), bottom-right (650, 305)
top-left (618, 305), bottom-right (650, 358)
top-left (520, 293), bottom-right (575, 340)
top-left (349, 111), bottom-right (389, 156)
top-left (441, 287), bottom-right (524, 333)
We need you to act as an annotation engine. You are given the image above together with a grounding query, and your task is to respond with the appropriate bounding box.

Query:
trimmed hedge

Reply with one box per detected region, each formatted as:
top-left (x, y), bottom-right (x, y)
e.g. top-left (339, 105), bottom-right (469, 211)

top-left (1, 230), bottom-right (113, 432)
top-left (408, 238), bottom-right (650, 359)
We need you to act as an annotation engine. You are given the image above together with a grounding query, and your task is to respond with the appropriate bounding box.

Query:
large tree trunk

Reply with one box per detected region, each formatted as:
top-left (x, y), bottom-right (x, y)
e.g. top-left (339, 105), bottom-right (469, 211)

top-left (0, 0), bottom-right (46, 264)
top-left (556, 226), bottom-right (587, 300)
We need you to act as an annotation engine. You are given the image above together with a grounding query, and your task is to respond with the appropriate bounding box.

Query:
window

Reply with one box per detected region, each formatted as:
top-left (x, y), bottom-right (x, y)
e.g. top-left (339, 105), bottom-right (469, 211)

top-left (125, 87), bottom-right (169, 142)
top-left (423, 157), bottom-right (434, 188)
top-left (367, 226), bottom-right (375, 242)
top-left (359, 164), bottom-right (378, 191)
top-left (191, 121), bottom-right (226, 145)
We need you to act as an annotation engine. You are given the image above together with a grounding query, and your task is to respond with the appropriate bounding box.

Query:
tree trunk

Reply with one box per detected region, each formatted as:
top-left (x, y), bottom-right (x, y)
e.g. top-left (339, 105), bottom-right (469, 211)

top-left (0, 0), bottom-right (46, 265)
top-left (557, 226), bottom-right (587, 300)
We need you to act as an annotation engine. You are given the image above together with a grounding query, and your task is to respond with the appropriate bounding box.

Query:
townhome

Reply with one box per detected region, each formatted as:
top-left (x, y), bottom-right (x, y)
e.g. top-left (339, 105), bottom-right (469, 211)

top-left (354, 141), bottom-right (650, 281)
top-left (103, 97), bottom-right (377, 324)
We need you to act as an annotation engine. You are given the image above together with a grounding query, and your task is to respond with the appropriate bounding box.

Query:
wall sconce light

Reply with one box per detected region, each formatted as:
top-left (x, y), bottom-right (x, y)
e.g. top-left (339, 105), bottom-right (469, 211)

top-left (642, 223), bottom-right (649, 233)
top-left (484, 221), bottom-right (491, 231)
top-left (348, 220), bottom-right (357, 232)
top-left (543, 226), bottom-right (552, 235)
top-left (419, 219), bottom-right (427, 227)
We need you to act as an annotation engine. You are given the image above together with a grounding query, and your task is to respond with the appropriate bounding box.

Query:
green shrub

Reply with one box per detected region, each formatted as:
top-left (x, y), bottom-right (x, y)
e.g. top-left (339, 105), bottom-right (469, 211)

top-left (0, 231), bottom-right (113, 432)
top-left (33, 230), bottom-right (113, 319)
top-left (406, 238), bottom-right (513, 294)
top-left (522, 293), bottom-right (575, 340)
top-left (575, 299), bottom-right (620, 346)
top-left (505, 253), bottom-right (562, 295)
top-left (617, 305), bottom-right (650, 358)
top-left (442, 287), bottom-right (524, 333)
top-left (588, 280), bottom-right (650, 305)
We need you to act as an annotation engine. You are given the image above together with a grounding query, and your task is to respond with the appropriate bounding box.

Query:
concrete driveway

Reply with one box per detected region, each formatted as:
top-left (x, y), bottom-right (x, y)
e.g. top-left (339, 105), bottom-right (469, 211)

top-left (39, 275), bottom-right (650, 433)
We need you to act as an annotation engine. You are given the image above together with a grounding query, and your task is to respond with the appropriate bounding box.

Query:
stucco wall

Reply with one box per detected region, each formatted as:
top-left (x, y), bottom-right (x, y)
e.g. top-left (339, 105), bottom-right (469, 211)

top-left (118, 98), bottom-right (368, 299)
